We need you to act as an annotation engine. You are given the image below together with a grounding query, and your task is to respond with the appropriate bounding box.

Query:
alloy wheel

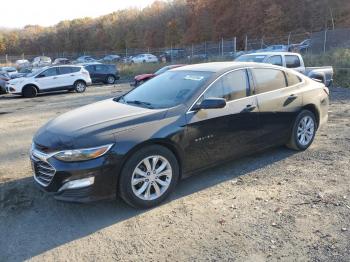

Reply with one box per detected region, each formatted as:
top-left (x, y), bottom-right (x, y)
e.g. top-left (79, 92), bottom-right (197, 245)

top-left (131, 155), bottom-right (172, 201)
top-left (297, 116), bottom-right (315, 146)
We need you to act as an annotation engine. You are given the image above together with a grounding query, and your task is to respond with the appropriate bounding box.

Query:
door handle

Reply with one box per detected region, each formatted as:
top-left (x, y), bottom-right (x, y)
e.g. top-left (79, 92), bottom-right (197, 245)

top-left (53, 77), bottom-right (58, 79)
top-left (242, 104), bottom-right (256, 113)
top-left (288, 94), bottom-right (298, 100)
top-left (70, 74), bottom-right (75, 77)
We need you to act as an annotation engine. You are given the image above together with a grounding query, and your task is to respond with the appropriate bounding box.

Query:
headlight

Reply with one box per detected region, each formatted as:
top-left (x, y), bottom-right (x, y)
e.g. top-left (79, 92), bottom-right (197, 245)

top-left (53, 144), bottom-right (114, 162)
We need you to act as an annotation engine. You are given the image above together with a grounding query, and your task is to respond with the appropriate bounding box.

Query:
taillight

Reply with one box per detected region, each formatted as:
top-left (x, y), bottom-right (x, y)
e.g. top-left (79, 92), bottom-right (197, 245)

top-left (323, 87), bottom-right (329, 96)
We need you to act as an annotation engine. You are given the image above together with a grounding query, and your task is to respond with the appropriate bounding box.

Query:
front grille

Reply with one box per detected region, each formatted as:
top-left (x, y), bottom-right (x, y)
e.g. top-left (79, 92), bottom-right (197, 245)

top-left (31, 154), bottom-right (56, 187)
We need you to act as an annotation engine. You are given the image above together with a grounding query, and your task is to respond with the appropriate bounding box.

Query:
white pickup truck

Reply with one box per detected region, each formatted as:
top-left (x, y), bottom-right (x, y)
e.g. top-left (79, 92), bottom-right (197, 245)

top-left (235, 52), bottom-right (334, 87)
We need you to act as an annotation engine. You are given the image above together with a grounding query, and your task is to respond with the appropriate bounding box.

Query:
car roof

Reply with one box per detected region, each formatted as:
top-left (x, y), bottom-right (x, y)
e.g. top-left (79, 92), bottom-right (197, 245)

top-left (171, 61), bottom-right (285, 73)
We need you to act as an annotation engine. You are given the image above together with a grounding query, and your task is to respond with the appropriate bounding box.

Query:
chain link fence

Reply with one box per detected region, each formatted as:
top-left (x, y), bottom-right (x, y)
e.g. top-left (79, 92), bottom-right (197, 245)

top-left (1, 28), bottom-right (350, 66)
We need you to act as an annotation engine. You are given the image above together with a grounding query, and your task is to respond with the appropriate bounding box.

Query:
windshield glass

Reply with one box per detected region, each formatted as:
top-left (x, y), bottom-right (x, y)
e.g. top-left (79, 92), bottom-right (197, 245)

top-left (154, 66), bottom-right (170, 75)
top-left (235, 55), bottom-right (267, 62)
top-left (26, 68), bottom-right (43, 77)
top-left (120, 70), bottom-right (212, 109)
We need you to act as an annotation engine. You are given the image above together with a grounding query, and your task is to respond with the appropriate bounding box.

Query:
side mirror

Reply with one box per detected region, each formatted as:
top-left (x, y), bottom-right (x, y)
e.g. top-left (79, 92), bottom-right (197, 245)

top-left (192, 98), bottom-right (226, 111)
top-left (36, 74), bottom-right (45, 78)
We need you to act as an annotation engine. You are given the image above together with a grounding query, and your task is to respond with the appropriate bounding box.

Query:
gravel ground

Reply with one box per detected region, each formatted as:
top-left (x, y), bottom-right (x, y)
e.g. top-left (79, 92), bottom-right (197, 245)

top-left (0, 85), bottom-right (349, 262)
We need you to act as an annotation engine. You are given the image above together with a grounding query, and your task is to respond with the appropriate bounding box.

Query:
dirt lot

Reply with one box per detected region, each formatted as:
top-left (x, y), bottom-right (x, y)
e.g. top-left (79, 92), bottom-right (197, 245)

top-left (0, 84), bottom-right (349, 261)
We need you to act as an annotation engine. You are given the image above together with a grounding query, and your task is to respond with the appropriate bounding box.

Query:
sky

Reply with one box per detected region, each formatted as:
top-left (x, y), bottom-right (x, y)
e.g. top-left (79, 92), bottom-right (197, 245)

top-left (1, 0), bottom-right (157, 28)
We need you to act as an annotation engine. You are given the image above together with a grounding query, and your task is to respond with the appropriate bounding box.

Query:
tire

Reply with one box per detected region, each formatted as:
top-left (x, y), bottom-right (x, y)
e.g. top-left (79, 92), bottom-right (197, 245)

top-left (286, 110), bottom-right (317, 151)
top-left (119, 145), bottom-right (180, 208)
top-left (74, 81), bottom-right (86, 93)
top-left (22, 85), bottom-right (37, 98)
top-left (106, 75), bottom-right (116, 85)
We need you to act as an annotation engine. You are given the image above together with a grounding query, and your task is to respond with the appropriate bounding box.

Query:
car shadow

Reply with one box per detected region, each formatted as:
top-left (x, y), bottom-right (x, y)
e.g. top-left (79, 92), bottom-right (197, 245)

top-left (0, 146), bottom-right (296, 261)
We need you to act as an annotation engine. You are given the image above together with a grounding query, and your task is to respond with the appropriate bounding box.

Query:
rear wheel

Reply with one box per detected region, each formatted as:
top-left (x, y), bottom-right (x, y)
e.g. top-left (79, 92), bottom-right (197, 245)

top-left (106, 75), bottom-right (116, 85)
top-left (22, 85), bottom-right (37, 98)
top-left (287, 110), bottom-right (317, 151)
top-left (119, 145), bottom-right (179, 208)
top-left (74, 81), bottom-right (86, 93)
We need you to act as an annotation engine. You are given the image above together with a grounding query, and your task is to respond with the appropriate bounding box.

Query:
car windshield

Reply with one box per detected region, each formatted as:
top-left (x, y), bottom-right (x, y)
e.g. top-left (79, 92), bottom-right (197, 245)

top-left (119, 70), bottom-right (212, 109)
top-left (154, 66), bottom-right (170, 75)
top-left (235, 55), bottom-right (267, 62)
top-left (26, 68), bottom-right (43, 77)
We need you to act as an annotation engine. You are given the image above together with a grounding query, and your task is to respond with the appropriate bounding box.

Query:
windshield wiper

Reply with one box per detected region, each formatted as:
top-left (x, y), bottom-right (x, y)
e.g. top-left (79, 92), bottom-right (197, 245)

top-left (125, 100), bottom-right (154, 109)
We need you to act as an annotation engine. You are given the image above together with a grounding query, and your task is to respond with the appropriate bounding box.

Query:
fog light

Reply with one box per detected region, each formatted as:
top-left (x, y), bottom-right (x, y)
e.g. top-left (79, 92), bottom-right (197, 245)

top-left (58, 177), bottom-right (95, 192)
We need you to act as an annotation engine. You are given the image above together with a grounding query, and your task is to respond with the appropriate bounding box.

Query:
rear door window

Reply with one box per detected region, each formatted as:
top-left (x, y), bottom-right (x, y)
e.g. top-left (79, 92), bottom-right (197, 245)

top-left (95, 65), bottom-right (106, 72)
top-left (58, 67), bottom-right (72, 75)
top-left (266, 55), bottom-right (283, 66)
top-left (285, 55), bottom-right (301, 68)
top-left (204, 70), bottom-right (249, 101)
top-left (71, 67), bottom-right (81, 73)
top-left (251, 68), bottom-right (287, 94)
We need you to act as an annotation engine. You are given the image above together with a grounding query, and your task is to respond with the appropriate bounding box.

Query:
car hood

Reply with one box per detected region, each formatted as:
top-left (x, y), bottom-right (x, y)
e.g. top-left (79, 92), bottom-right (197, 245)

top-left (34, 98), bottom-right (168, 150)
top-left (135, 74), bottom-right (155, 81)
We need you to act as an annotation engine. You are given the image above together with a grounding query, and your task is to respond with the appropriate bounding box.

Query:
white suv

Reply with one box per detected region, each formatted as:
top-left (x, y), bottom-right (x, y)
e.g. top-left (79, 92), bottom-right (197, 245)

top-left (6, 65), bottom-right (92, 98)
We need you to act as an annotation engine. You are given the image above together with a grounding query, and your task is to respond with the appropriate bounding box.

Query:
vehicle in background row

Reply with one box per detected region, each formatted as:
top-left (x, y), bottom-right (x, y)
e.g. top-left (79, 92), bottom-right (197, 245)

top-left (257, 44), bottom-right (290, 52)
top-left (122, 56), bottom-right (133, 64)
top-left (131, 54), bottom-right (158, 64)
top-left (0, 66), bottom-right (18, 76)
top-left (0, 72), bottom-right (10, 94)
top-left (160, 49), bottom-right (186, 62)
top-left (15, 59), bottom-right (31, 69)
top-left (32, 56), bottom-right (52, 67)
top-left (235, 52), bottom-right (333, 87)
top-left (100, 55), bottom-right (121, 63)
top-left (289, 39), bottom-right (311, 53)
top-left (6, 65), bottom-right (91, 98)
top-left (53, 58), bottom-right (71, 65)
top-left (30, 62), bottom-right (329, 207)
top-left (84, 63), bottom-right (119, 84)
top-left (133, 64), bottom-right (185, 87)
top-left (10, 68), bottom-right (36, 79)
top-left (76, 56), bottom-right (96, 63)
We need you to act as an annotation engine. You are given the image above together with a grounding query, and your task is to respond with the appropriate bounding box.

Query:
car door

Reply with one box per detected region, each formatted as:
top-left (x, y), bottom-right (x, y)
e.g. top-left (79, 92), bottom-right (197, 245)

top-left (94, 65), bottom-right (107, 82)
top-left (185, 69), bottom-right (260, 168)
top-left (57, 66), bottom-right (73, 87)
top-left (250, 67), bottom-right (303, 147)
top-left (35, 68), bottom-right (59, 90)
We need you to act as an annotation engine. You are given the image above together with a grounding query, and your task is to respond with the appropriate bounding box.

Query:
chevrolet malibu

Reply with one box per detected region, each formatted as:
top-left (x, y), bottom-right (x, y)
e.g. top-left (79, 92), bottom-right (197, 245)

top-left (31, 62), bottom-right (329, 208)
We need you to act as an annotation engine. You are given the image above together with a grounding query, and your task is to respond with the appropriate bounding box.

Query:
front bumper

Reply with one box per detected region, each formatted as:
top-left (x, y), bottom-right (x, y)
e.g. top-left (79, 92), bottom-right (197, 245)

top-left (31, 147), bottom-right (121, 202)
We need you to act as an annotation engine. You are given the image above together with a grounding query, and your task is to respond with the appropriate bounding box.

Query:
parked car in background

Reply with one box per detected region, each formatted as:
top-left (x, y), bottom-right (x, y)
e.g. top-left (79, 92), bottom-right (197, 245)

top-left (235, 52), bottom-right (334, 87)
top-left (0, 72), bottom-right (10, 94)
top-left (133, 64), bottom-right (185, 86)
top-left (160, 49), bottom-right (186, 62)
top-left (30, 62), bottom-right (329, 207)
top-left (53, 58), bottom-right (71, 65)
top-left (6, 65), bottom-right (91, 98)
top-left (84, 63), bottom-right (119, 84)
top-left (257, 45), bottom-right (289, 52)
top-left (122, 56), bottom-right (133, 64)
top-left (76, 56), bottom-right (96, 63)
top-left (15, 59), bottom-right (31, 69)
top-left (32, 56), bottom-right (52, 67)
top-left (100, 55), bottom-right (121, 63)
top-left (10, 68), bottom-right (36, 79)
top-left (0, 67), bottom-right (18, 77)
top-left (131, 54), bottom-right (158, 64)
top-left (289, 39), bottom-right (311, 53)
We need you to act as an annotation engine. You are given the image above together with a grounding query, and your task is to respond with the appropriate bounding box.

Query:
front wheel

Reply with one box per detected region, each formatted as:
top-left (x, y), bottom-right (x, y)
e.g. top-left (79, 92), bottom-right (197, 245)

top-left (22, 85), bottom-right (37, 98)
top-left (119, 145), bottom-right (179, 208)
top-left (287, 110), bottom-right (317, 151)
top-left (74, 81), bottom-right (86, 93)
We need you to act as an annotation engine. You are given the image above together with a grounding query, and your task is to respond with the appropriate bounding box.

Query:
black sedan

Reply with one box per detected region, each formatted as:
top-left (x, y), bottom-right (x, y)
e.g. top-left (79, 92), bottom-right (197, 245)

top-left (31, 62), bottom-right (329, 208)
